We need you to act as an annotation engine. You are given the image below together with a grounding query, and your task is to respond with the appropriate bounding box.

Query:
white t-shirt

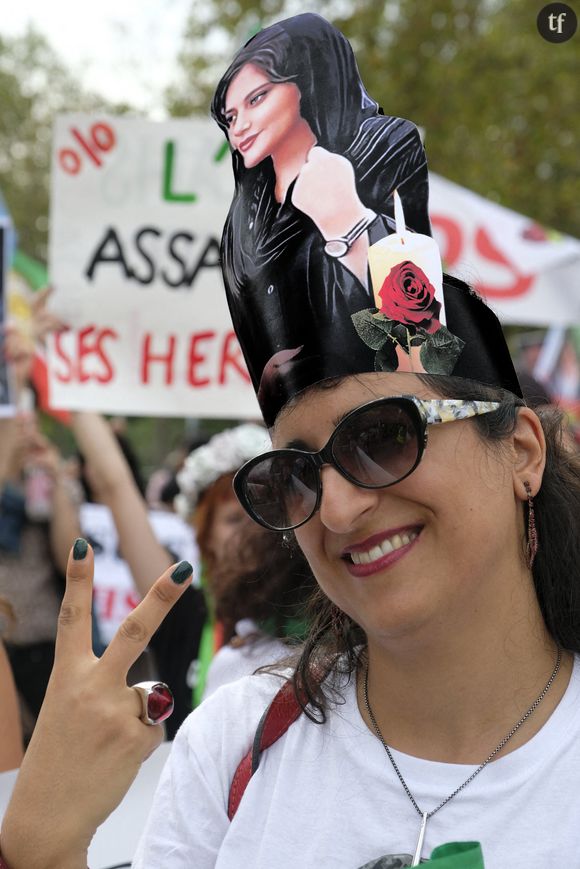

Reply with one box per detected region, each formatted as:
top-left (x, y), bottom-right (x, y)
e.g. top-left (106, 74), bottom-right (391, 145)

top-left (133, 655), bottom-right (580, 868)
top-left (80, 503), bottom-right (200, 643)
top-left (202, 619), bottom-right (291, 700)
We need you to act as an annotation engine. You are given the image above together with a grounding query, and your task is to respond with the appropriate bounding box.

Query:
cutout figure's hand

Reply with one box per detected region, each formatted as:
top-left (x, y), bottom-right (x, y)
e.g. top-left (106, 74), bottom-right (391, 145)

top-left (292, 146), bottom-right (368, 240)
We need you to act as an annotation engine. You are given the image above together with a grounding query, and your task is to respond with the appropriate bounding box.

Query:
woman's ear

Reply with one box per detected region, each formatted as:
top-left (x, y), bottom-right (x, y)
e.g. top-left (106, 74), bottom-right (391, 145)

top-left (511, 407), bottom-right (546, 499)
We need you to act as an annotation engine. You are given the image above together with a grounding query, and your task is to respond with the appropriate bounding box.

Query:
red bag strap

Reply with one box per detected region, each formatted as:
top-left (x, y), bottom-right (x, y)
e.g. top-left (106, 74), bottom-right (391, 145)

top-left (227, 676), bottom-right (305, 821)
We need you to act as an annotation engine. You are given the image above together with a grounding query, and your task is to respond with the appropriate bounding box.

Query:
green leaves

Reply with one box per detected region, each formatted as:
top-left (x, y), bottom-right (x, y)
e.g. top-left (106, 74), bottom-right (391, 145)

top-left (351, 309), bottom-right (394, 350)
top-left (420, 325), bottom-right (465, 374)
top-left (352, 309), bottom-right (465, 374)
top-left (374, 341), bottom-right (398, 372)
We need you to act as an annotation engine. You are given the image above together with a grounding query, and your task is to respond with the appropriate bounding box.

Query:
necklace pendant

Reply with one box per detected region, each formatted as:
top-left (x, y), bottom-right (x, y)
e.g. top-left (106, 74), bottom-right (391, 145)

top-left (411, 812), bottom-right (428, 866)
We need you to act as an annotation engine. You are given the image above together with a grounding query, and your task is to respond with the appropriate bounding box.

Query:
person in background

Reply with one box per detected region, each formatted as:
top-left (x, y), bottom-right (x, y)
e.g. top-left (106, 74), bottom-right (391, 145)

top-left (162, 436), bottom-right (212, 513)
top-left (68, 411), bottom-right (204, 738)
top-left (0, 607), bottom-right (24, 772)
top-left (0, 323), bottom-right (80, 741)
top-left (175, 423), bottom-right (315, 702)
top-left (145, 436), bottom-right (204, 512)
top-left (74, 416), bottom-right (198, 658)
top-left (200, 512), bottom-right (315, 699)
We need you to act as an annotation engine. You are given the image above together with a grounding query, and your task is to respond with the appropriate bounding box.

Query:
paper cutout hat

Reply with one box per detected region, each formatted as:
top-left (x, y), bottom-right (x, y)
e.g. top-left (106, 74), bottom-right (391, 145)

top-left (212, 13), bottom-right (522, 426)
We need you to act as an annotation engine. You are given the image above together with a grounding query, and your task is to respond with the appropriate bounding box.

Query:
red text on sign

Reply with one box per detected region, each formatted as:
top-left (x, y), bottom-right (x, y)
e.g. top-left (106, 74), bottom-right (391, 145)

top-left (140, 330), bottom-right (250, 387)
top-left (54, 326), bottom-right (118, 383)
top-left (53, 328), bottom-right (250, 388)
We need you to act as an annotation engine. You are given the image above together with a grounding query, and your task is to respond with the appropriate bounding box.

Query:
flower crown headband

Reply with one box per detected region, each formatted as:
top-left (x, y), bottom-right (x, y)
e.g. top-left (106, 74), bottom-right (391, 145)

top-left (175, 423), bottom-right (271, 518)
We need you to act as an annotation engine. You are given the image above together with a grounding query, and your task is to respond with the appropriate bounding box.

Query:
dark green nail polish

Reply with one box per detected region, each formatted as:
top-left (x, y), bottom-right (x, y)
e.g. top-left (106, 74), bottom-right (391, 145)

top-left (171, 560), bottom-right (193, 584)
top-left (73, 538), bottom-right (88, 560)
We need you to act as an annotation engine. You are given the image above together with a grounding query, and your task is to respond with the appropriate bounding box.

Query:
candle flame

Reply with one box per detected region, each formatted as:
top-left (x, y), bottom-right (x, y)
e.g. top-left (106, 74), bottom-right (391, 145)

top-left (393, 189), bottom-right (406, 236)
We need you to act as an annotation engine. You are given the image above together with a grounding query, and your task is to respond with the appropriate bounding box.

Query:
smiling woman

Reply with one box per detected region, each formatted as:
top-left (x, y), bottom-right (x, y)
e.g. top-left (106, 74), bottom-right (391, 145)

top-left (123, 322), bottom-right (580, 869)
top-left (1, 12), bottom-right (580, 869)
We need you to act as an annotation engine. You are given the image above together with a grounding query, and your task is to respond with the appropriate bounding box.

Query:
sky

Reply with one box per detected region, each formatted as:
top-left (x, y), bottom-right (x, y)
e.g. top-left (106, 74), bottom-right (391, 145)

top-left (3, 0), bottom-right (193, 116)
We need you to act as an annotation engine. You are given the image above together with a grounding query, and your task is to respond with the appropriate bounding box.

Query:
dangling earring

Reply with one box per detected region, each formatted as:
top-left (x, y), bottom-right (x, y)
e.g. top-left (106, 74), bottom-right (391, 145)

top-left (524, 481), bottom-right (538, 569)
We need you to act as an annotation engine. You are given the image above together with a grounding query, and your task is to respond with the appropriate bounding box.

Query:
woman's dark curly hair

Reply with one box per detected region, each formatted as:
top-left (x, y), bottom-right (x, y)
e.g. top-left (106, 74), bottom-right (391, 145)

top-left (213, 520), bottom-right (316, 645)
top-left (287, 374), bottom-right (580, 722)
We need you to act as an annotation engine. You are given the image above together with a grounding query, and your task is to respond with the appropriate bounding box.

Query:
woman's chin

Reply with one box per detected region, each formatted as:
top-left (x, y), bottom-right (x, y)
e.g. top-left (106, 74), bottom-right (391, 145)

top-left (241, 152), bottom-right (262, 169)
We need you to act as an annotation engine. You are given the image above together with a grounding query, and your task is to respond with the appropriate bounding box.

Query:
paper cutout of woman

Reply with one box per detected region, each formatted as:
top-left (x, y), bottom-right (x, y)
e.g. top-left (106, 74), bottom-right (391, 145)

top-left (212, 13), bottom-right (431, 424)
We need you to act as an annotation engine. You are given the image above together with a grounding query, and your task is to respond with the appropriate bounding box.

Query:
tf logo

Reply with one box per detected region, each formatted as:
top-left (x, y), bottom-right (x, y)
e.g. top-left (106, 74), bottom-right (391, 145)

top-left (537, 3), bottom-right (578, 42)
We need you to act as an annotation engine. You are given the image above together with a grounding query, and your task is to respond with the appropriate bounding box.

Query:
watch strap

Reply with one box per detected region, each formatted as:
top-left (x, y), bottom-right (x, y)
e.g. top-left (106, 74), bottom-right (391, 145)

top-left (324, 209), bottom-right (377, 257)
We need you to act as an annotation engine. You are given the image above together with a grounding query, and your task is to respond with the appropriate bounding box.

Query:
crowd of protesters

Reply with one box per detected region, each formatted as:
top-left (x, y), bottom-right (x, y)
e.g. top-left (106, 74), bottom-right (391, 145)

top-left (0, 296), bottom-right (317, 752)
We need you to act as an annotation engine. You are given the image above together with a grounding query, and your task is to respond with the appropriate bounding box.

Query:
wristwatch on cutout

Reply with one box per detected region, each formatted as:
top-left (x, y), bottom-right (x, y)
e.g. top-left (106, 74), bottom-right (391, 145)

top-left (323, 210), bottom-right (377, 258)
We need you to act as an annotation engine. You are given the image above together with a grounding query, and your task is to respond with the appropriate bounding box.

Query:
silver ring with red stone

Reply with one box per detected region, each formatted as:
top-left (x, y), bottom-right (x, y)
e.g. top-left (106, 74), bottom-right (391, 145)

top-left (131, 681), bottom-right (174, 725)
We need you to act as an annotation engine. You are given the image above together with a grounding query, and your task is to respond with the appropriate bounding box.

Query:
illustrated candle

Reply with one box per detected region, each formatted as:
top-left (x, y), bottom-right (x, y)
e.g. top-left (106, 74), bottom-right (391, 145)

top-left (368, 190), bottom-right (446, 326)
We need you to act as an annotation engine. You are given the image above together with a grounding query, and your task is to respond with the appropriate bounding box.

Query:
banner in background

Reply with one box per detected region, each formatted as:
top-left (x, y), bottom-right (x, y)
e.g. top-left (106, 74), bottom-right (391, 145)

top-left (48, 115), bottom-right (260, 418)
top-left (48, 117), bottom-right (580, 418)
top-left (430, 173), bottom-right (580, 326)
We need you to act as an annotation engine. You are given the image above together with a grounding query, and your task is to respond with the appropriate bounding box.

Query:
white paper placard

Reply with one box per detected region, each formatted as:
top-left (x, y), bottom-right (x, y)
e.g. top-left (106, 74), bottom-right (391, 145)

top-left (48, 115), bottom-right (261, 418)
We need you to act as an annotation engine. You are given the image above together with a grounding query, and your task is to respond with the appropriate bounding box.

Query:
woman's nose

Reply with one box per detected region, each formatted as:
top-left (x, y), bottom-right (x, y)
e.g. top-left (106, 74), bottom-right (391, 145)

top-left (232, 112), bottom-right (250, 137)
top-left (318, 465), bottom-right (378, 534)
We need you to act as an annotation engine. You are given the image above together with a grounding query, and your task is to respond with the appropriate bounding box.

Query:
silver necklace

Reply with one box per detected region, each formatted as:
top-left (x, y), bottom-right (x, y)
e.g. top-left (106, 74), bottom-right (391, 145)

top-left (363, 647), bottom-right (562, 866)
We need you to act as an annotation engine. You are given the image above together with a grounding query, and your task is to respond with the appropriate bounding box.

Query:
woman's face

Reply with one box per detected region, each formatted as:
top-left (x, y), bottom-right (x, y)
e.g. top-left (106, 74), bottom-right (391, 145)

top-left (224, 63), bottom-right (303, 168)
top-left (206, 494), bottom-right (248, 567)
top-left (272, 373), bottom-right (522, 645)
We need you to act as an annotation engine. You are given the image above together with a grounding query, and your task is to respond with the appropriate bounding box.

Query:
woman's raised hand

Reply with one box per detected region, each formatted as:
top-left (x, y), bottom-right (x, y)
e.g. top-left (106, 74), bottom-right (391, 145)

top-left (0, 540), bottom-right (193, 869)
top-left (291, 145), bottom-right (369, 240)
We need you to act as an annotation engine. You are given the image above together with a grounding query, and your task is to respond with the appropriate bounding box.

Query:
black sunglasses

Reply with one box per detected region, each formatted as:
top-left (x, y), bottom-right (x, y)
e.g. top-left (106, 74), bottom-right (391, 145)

top-left (233, 396), bottom-right (501, 531)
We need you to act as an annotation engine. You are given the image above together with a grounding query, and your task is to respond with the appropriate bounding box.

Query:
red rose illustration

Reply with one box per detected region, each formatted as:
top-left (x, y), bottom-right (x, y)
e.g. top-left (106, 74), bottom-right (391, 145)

top-left (378, 261), bottom-right (441, 334)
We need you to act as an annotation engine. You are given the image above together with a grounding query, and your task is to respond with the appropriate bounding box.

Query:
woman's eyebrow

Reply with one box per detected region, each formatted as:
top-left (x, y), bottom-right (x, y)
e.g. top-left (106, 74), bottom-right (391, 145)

top-left (284, 438), bottom-right (313, 451)
top-left (225, 83), bottom-right (270, 115)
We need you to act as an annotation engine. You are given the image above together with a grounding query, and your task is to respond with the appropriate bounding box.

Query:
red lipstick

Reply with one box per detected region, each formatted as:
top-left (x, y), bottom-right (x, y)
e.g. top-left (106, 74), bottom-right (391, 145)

top-left (239, 133), bottom-right (259, 153)
top-left (341, 525), bottom-right (422, 578)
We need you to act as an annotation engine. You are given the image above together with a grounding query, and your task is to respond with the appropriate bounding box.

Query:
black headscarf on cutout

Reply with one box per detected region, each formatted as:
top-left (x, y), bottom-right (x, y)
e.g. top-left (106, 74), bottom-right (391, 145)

top-left (212, 14), bottom-right (520, 424)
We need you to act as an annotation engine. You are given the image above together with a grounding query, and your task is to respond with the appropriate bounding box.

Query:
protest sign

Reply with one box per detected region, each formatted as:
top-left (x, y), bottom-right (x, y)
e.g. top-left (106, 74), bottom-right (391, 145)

top-left (430, 173), bottom-right (580, 326)
top-left (48, 115), bottom-right (260, 418)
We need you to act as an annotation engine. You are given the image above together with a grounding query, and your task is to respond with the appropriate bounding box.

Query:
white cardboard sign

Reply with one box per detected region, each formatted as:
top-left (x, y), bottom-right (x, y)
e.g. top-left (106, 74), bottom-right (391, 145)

top-left (48, 115), bottom-right (260, 418)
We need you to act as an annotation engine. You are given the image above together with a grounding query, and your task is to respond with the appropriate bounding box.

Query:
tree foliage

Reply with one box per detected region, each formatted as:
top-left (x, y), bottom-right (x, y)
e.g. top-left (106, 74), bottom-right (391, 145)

top-left (166, 0), bottom-right (579, 236)
top-left (0, 27), bottom-right (134, 261)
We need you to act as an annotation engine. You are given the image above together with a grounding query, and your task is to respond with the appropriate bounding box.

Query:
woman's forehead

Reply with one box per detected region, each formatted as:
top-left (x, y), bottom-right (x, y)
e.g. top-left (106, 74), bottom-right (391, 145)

top-left (272, 372), bottom-right (429, 444)
top-left (225, 63), bottom-right (269, 108)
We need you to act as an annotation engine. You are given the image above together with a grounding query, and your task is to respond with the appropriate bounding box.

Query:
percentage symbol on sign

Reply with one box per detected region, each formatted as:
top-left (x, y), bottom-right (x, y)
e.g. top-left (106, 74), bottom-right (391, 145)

top-left (58, 122), bottom-right (116, 175)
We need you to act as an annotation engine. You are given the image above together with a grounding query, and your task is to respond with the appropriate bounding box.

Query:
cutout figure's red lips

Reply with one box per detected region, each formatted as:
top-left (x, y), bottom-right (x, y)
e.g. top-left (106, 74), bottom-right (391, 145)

top-left (239, 133), bottom-right (259, 153)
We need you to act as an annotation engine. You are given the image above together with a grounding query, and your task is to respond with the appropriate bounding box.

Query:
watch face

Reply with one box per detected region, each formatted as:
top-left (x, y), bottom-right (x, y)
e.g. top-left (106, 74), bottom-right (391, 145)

top-left (324, 239), bottom-right (349, 258)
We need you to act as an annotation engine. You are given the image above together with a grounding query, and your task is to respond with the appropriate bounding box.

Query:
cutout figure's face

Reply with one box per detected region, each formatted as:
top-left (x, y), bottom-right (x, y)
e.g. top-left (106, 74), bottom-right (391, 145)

top-left (225, 63), bottom-right (303, 168)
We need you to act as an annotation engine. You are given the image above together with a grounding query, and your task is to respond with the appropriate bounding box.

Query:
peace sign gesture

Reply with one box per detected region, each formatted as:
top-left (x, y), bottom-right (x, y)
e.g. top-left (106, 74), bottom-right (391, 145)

top-left (0, 539), bottom-right (193, 869)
